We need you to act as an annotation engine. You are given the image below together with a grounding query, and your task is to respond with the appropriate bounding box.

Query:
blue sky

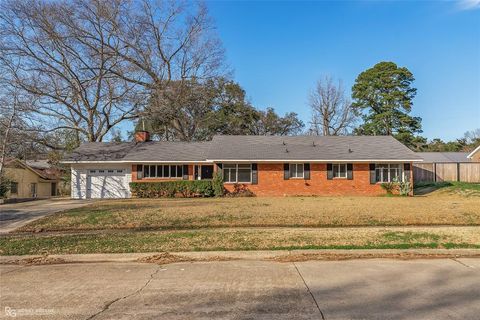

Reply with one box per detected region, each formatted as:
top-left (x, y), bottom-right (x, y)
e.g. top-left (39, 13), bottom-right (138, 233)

top-left (206, 0), bottom-right (480, 141)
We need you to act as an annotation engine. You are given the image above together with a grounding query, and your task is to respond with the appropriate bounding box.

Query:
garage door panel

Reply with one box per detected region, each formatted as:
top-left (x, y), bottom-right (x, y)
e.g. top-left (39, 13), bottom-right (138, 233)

top-left (86, 170), bottom-right (128, 199)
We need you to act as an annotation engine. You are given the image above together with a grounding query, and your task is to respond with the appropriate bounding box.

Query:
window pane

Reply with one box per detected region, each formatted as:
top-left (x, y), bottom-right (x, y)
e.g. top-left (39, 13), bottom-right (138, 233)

top-left (390, 168), bottom-right (399, 181)
top-left (144, 166), bottom-right (149, 178)
top-left (163, 165), bottom-right (169, 177)
top-left (150, 165), bottom-right (156, 177)
top-left (339, 164), bottom-right (346, 177)
top-left (290, 164), bottom-right (303, 178)
top-left (11, 182), bottom-right (18, 194)
top-left (224, 164), bottom-right (236, 169)
top-left (223, 169), bottom-right (230, 182)
top-left (171, 165), bottom-right (177, 177)
top-left (297, 164), bottom-right (304, 177)
top-left (238, 168), bottom-right (251, 182)
top-left (382, 168), bottom-right (389, 182)
top-left (290, 164), bottom-right (297, 178)
top-left (157, 166), bottom-right (163, 178)
top-left (177, 165), bottom-right (183, 177)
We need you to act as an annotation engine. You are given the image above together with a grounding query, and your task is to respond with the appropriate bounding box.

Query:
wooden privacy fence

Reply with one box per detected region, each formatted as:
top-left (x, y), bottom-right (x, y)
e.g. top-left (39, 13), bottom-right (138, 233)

top-left (414, 162), bottom-right (480, 183)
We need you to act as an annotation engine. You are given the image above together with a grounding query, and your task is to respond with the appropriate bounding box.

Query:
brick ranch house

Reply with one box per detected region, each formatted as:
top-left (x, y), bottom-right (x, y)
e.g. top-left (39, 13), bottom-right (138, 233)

top-left (63, 133), bottom-right (423, 199)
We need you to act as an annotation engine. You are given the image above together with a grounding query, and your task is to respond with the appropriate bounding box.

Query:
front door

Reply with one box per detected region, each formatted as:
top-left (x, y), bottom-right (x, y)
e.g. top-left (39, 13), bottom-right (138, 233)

top-left (30, 183), bottom-right (37, 198)
top-left (51, 182), bottom-right (57, 196)
top-left (201, 165), bottom-right (214, 180)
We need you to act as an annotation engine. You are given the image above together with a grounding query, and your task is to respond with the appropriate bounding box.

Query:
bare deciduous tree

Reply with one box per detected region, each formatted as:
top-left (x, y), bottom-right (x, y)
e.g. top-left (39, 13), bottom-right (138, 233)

top-left (0, 0), bottom-right (140, 143)
top-left (0, 0), bottom-right (226, 145)
top-left (309, 76), bottom-right (357, 135)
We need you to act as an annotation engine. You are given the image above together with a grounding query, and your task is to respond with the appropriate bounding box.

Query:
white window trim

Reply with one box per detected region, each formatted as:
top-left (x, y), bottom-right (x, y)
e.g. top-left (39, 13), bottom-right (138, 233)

top-left (375, 164), bottom-right (403, 183)
top-left (223, 164), bottom-right (252, 183)
top-left (333, 163), bottom-right (348, 179)
top-left (289, 163), bottom-right (304, 179)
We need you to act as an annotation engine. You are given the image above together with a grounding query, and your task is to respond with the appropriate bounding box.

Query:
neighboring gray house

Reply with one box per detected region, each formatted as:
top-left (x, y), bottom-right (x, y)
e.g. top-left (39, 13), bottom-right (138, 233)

top-left (414, 152), bottom-right (480, 183)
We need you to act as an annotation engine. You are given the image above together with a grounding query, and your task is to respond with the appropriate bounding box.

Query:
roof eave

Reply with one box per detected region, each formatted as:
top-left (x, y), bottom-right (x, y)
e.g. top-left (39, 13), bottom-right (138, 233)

top-left (467, 145), bottom-right (480, 159)
top-left (207, 159), bottom-right (423, 162)
top-left (62, 160), bottom-right (213, 164)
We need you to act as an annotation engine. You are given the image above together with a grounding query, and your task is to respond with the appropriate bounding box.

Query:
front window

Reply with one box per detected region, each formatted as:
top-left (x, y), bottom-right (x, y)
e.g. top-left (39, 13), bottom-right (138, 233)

top-left (10, 182), bottom-right (18, 194)
top-left (376, 164), bottom-right (402, 182)
top-left (333, 164), bottom-right (347, 178)
top-left (223, 164), bottom-right (252, 183)
top-left (144, 165), bottom-right (183, 178)
top-left (290, 163), bottom-right (304, 178)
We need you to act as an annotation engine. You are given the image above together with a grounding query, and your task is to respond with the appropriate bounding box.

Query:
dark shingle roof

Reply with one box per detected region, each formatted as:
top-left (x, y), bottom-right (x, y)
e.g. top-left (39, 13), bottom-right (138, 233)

top-left (64, 141), bottom-right (212, 162)
top-left (416, 152), bottom-right (470, 163)
top-left (64, 142), bottom-right (137, 162)
top-left (207, 135), bottom-right (421, 161)
top-left (64, 135), bottom-right (421, 162)
top-left (122, 141), bottom-right (212, 162)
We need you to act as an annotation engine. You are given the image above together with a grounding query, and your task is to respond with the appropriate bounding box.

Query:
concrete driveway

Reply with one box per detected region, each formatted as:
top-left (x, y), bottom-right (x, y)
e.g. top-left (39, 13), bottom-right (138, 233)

top-left (0, 198), bottom-right (92, 233)
top-left (1, 258), bottom-right (478, 319)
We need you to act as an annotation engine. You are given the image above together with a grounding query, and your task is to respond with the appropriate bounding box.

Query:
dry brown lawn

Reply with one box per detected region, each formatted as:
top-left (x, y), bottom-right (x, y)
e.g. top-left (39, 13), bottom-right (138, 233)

top-left (2, 226), bottom-right (479, 255)
top-left (19, 192), bottom-right (480, 232)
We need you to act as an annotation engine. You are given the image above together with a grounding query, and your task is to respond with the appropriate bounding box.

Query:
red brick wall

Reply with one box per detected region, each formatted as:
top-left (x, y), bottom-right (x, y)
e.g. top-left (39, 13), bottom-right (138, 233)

top-left (131, 163), bottom-right (414, 196)
top-left (223, 163), bottom-right (407, 196)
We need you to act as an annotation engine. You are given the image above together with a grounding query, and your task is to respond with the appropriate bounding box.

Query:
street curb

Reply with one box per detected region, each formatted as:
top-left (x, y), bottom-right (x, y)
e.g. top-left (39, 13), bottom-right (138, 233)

top-left (1, 249), bottom-right (479, 265)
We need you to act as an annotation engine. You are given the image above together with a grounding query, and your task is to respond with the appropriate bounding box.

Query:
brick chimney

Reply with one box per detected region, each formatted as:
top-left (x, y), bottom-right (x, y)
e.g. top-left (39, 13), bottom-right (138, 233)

top-left (134, 131), bottom-right (150, 142)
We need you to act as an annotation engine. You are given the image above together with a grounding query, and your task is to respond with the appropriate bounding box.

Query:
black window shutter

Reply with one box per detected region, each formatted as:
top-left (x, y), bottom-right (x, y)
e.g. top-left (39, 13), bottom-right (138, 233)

top-left (252, 163), bottom-right (258, 184)
top-left (347, 163), bottom-right (353, 180)
top-left (304, 163), bottom-right (310, 180)
top-left (403, 163), bottom-right (411, 182)
top-left (369, 163), bottom-right (376, 184)
top-left (183, 165), bottom-right (189, 180)
top-left (137, 165), bottom-right (143, 180)
top-left (284, 163), bottom-right (290, 180)
top-left (327, 163), bottom-right (333, 180)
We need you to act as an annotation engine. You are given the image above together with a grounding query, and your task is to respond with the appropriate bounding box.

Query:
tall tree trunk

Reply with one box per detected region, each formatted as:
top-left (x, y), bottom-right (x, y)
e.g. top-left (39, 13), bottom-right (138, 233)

top-left (0, 103), bottom-right (16, 178)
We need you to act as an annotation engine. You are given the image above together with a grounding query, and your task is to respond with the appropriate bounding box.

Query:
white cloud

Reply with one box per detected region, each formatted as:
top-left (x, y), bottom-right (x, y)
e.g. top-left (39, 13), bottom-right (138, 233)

top-left (457, 0), bottom-right (480, 10)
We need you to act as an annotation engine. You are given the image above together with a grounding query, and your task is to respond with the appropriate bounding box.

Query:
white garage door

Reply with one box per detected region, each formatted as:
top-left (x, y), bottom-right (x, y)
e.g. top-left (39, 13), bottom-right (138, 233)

top-left (86, 169), bottom-right (128, 199)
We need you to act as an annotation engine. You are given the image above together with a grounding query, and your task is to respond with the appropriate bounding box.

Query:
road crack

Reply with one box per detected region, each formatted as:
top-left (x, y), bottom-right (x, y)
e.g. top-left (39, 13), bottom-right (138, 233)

top-left (85, 264), bottom-right (161, 320)
top-left (451, 258), bottom-right (474, 268)
top-left (293, 262), bottom-right (326, 319)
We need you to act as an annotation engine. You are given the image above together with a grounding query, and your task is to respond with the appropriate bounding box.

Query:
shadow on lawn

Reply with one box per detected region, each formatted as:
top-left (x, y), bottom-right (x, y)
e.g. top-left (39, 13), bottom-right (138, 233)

top-left (414, 182), bottom-right (453, 196)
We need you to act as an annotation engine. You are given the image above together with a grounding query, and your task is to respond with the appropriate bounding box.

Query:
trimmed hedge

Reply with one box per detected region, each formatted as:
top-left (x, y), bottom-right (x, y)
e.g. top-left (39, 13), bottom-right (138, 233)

top-left (130, 180), bottom-right (218, 198)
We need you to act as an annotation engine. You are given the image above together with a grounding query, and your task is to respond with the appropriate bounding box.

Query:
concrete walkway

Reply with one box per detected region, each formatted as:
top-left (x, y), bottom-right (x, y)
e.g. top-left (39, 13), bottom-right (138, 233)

top-left (0, 198), bottom-right (92, 233)
top-left (1, 258), bottom-right (479, 319)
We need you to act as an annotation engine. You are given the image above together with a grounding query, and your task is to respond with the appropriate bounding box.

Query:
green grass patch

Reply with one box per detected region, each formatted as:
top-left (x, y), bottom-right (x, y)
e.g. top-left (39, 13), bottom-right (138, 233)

top-left (414, 181), bottom-right (480, 196)
top-left (382, 231), bottom-right (441, 242)
top-left (1, 228), bottom-right (478, 255)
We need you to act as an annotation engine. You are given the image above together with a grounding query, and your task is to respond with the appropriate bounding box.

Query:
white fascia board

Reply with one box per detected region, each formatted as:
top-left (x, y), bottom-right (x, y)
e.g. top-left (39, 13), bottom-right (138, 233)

top-left (207, 159), bottom-right (423, 163)
top-left (62, 159), bottom-right (424, 164)
top-left (467, 145), bottom-right (480, 159)
top-left (62, 160), bottom-right (214, 164)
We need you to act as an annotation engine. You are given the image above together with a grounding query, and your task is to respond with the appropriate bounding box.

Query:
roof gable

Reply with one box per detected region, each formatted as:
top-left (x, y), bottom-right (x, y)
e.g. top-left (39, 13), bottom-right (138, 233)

top-left (468, 145), bottom-right (480, 159)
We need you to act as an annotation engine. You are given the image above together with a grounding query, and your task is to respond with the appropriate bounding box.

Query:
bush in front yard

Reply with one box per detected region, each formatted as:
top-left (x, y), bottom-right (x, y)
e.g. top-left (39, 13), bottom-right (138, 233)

top-left (130, 181), bottom-right (215, 198)
top-left (212, 172), bottom-right (224, 197)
